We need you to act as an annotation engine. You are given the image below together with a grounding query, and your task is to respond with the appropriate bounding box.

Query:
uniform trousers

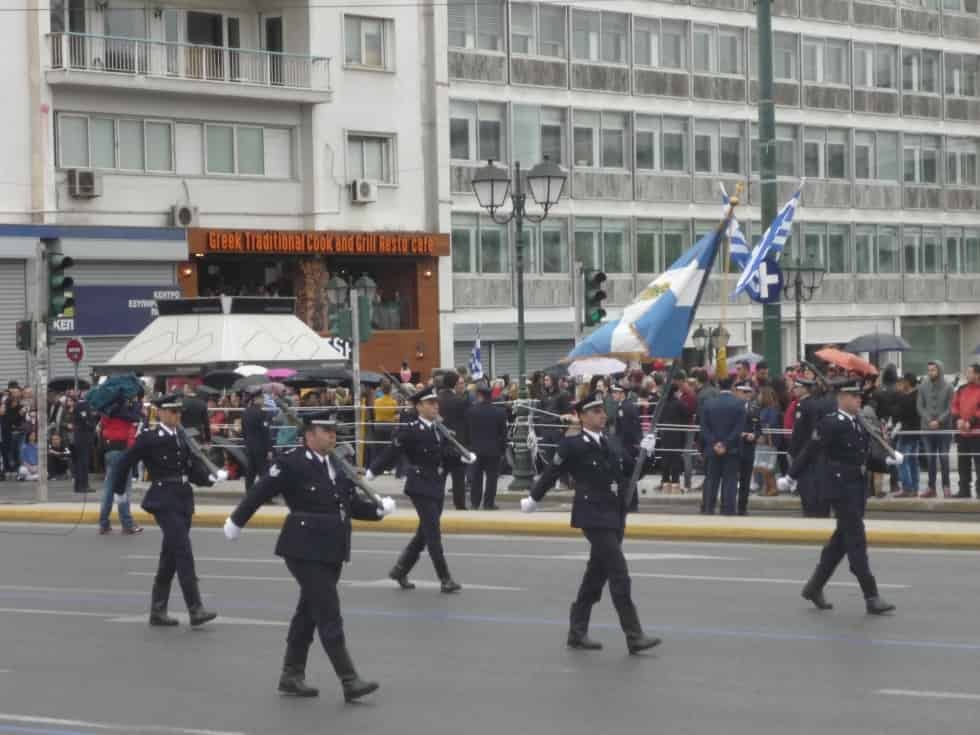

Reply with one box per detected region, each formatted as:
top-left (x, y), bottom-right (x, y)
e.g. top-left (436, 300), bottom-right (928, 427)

top-left (798, 470), bottom-right (831, 518)
top-left (469, 455), bottom-right (500, 509)
top-left (447, 465), bottom-right (467, 509)
top-left (703, 453), bottom-right (739, 515)
top-left (737, 448), bottom-right (755, 514)
top-left (569, 527), bottom-right (641, 639)
top-left (284, 558), bottom-right (345, 650)
top-left (810, 492), bottom-right (878, 599)
top-left (152, 507), bottom-right (200, 605)
top-left (245, 450), bottom-right (269, 492)
top-left (399, 495), bottom-right (447, 571)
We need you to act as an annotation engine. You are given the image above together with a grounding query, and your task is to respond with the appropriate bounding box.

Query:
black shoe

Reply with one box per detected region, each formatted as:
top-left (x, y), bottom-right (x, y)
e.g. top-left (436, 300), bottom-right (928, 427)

top-left (866, 596), bottom-right (896, 615)
top-left (440, 579), bottom-right (462, 594)
top-left (567, 635), bottom-right (603, 650)
top-left (627, 635), bottom-right (662, 654)
top-left (388, 565), bottom-right (415, 590)
top-left (149, 609), bottom-right (179, 627)
top-left (279, 674), bottom-right (319, 697)
top-left (954, 491), bottom-right (971, 499)
top-left (801, 585), bottom-right (833, 611)
top-left (149, 582), bottom-right (179, 626)
top-left (326, 642), bottom-right (378, 703)
top-left (188, 606), bottom-right (218, 627)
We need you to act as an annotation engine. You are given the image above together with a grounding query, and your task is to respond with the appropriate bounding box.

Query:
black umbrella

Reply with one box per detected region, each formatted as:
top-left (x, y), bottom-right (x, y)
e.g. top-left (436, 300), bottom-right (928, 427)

top-left (231, 374), bottom-right (267, 392)
top-left (193, 384), bottom-right (220, 397)
top-left (283, 375), bottom-right (331, 390)
top-left (844, 334), bottom-right (911, 353)
top-left (202, 370), bottom-right (242, 390)
top-left (48, 376), bottom-right (91, 392)
top-left (540, 363), bottom-right (569, 378)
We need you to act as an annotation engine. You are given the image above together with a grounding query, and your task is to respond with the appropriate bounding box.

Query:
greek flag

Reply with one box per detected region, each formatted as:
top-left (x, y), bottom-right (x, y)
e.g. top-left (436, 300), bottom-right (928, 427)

top-left (733, 188), bottom-right (801, 298)
top-left (721, 184), bottom-right (761, 300)
top-left (469, 327), bottom-right (484, 380)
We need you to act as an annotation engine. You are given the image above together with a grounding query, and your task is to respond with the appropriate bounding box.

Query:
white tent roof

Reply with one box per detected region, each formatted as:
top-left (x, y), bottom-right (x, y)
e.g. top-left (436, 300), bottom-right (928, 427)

top-left (102, 298), bottom-right (346, 373)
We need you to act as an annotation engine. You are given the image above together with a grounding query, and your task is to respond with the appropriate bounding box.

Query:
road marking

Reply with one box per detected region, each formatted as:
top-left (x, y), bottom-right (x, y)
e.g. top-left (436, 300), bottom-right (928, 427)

top-left (0, 585), bottom-right (148, 597)
top-left (0, 714), bottom-right (246, 735)
top-left (630, 573), bottom-right (907, 589)
top-left (108, 614), bottom-right (284, 627)
top-left (877, 689), bottom-right (980, 702)
top-left (125, 572), bottom-right (524, 591)
top-left (125, 551), bottom-right (743, 564)
top-left (0, 608), bottom-right (114, 619)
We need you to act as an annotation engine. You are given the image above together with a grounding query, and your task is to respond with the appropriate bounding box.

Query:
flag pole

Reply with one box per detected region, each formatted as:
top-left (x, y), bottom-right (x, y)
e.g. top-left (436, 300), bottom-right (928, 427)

top-left (623, 184), bottom-right (743, 508)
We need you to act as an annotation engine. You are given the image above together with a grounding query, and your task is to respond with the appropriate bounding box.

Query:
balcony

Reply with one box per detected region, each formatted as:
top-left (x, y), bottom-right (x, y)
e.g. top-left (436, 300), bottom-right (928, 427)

top-left (46, 32), bottom-right (332, 104)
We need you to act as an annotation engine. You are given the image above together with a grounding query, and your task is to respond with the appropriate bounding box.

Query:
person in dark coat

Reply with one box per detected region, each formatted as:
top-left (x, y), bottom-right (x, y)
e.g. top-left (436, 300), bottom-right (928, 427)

top-left (224, 413), bottom-right (396, 702)
top-left (466, 385), bottom-right (508, 509)
top-left (437, 372), bottom-right (471, 510)
top-left (658, 374), bottom-right (693, 495)
top-left (782, 380), bottom-right (897, 615)
top-left (735, 382), bottom-right (762, 516)
top-left (242, 390), bottom-right (273, 491)
top-left (789, 378), bottom-right (833, 517)
top-left (608, 384), bottom-right (643, 510)
top-left (521, 391), bottom-right (661, 654)
top-left (112, 394), bottom-right (222, 627)
top-left (368, 387), bottom-right (473, 592)
top-left (71, 397), bottom-right (98, 493)
top-left (699, 378), bottom-right (746, 515)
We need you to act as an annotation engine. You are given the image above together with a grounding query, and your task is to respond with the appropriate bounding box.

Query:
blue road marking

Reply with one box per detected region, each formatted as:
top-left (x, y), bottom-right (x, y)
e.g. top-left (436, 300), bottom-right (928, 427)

top-left (0, 725), bottom-right (94, 735)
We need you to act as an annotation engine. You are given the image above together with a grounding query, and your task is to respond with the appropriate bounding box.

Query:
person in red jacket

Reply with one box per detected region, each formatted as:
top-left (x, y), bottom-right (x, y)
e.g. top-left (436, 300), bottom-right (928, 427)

top-left (98, 396), bottom-right (144, 535)
top-left (952, 364), bottom-right (980, 499)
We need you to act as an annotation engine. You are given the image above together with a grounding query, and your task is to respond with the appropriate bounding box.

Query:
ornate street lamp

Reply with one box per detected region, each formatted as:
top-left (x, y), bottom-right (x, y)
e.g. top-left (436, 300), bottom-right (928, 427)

top-left (692, 324), bottom-right (708, 365)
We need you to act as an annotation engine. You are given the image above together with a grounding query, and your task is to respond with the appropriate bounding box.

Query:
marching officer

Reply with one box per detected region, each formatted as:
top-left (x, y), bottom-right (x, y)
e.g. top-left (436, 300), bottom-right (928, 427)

top-left (466, 385), bottom-right (508, 510)
top-left (242, 390), bottom-right (273, 491)
top-left (223, 412), bottom-right (396, 702)
top-left (735, 382), bottom-right (761, 516)
top-left (367, 387), bottom-right (473, 593)
top-left (112, 394), bottom-right (222, 627)
top-left (780, 380), bottom-right (899, 614)
top-left (521, 391), bottom-right (661, 654)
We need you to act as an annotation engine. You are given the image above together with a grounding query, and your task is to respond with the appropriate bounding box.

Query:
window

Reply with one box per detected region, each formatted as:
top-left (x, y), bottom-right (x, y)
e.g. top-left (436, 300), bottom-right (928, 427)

top-left (943, 0), bottom-right (980, 13)
top-left (347, 134), bottom-right (393, 183)
top-left (902, 48), bottom-right (940, 94)
top-left (662, 117), bottom-right (689, 172)
top-left (751, 123), bottom-right (798, 177)
top-left (201, 124), bottom-right (287, 177)
top-left (511, 4), bottom-right (535, 55)
top-left (636, 116), bottom-right (658, 171)
top-left (636, 220), bottom-right (691, 272)
top-left (539, 5), bottom-right (566, 58)
top-left (946, 138), bottom-right (979, 186)
top-left (237, 127), bottom-right (264, 176)
top-left (693, 120), bottom-right (744, 175)
top-left (573, 110), bottom-right (628, 169)
top-left (802, 223), bottom-right (849, 274)
top-left (145, 121), bottom-right (173, 172)
top-left (58, 115), bottom-right (88, 168)
top-left (573, 10), bottom-right (626, 63)
top-left (967, 230), bottom-right (980, 274)
top-left (345, 16), bottom-right (392, 70)
top-left (902, 227), bottom-right (943, 274)
top-left (693, 25), bottom-right (743, 75)
top-left (448, 0), bottom-right (503, 51)
top-left (537, 219), bottom-right (568, 274)
top-left (452, 215), bottom-right (476, 273)
top-left (512, 106), bottom-right (567, 168)
top-left (575, 219), bottom-right (629, 273)
top-left (855, 225), bottom-right (875, 274)
top-left (902, 321), bottom-right (961, 381)
top-left (206, 125), bottom-right (234, 174)
top-left (57, 113), bottom-right (176, 174)
top-left (451, 214), bottom-right (511, 274)
top-left (855, 131), bottom-right (899, 182)
top-left (945, 53), bottom-right (979, 98)
top-left (878, 132), bottom-right (900, 181)
top-left (803, 38), bottom-right (848, 85)
top-left (480, 221), bottom-right (508, 273)
top-left (751, 32), bottom-right (798, 81)
top-left (511, 3), bottom-right (566, 57)
top-left (903, 134), bottom-right (940, 184)
top-left (854, 44), bottom-right (897, 90)
top-left (877, 226), bottom-right (900, 274)
top-left (449, 101), bottom-right (506, 162)
top-left (633, 17), bottom-right (660, 68)
top-left (661, 21), bottom-right (687, 69)
top-left (803, 128), bottom-right (847, 179)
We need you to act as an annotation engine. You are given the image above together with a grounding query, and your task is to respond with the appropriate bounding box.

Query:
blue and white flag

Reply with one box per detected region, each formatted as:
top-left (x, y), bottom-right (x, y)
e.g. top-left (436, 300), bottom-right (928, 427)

top-left (568, 227), bottom-right (725, 361)
top-left (733, 188), bottom-right (801, 298)
top-left (720, 184), bottom-right (750, 270)
top-left (469, 327), bottom-right (484, 380)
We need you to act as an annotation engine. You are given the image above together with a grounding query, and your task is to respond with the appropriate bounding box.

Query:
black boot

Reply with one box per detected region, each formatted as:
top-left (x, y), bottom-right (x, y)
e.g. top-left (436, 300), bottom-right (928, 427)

top-left (567, 602), bottom-right (602, 650)
top-left (149, 580), bottom-right (179, 627)
top-left (434, 558), bottom-right (461, 594)
top-left (618, 600), bottom-right (662, 654)
top-left (278, 644), bottom-right (319, 697)
top-left (866, 596), bottom-right (896, 615)
top-left (181, 577), bottom-right (218, 627)
top-left (325, 640), bottom-right (379, 703)
top-left (801, 574), bottom-right (834, 611)
top-left (388, 564), bottom-right (415, 590)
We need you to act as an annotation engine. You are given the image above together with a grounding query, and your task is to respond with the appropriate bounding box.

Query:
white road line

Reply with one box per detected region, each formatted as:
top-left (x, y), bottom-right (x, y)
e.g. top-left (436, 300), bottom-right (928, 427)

top-left (108, 614), bottom-right (285, 627)
top-left (0, 713), bottom-right (247, 735)
top-left (877, 689), bottom-right (980, 702)
top-left (630, 573), bottom-right (908, 589)
top-left (0, 584), bottom-right (148, 596)
top-left (124, 551), bottom-right (743, 563)
top-left (125, 572), bottom-right (524, 591)
top-left (0, 607), bottom-right (117, 619)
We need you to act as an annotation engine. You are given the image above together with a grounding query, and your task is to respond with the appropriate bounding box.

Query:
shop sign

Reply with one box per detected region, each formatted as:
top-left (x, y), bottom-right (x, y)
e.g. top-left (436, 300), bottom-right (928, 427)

top-left (188, 228), bottom-right (450, 258)
top-left (50, 285), bottom-right (182, 336)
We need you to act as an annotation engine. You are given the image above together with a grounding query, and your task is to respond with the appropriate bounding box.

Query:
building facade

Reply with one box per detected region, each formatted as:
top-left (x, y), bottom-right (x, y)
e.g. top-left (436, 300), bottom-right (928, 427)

top-left (444, 0), bottom-right (980, 377)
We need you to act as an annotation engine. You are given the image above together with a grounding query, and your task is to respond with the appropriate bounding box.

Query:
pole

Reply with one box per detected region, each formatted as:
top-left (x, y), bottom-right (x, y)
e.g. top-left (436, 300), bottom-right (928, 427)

top-left (757, 0), bottom-right (782, 373)
top-left (35, 240), bottom-right (49, 502)
top-left (73, 362), bottom-right (78, 392)
top-left (572, 260), bottom-right (583, 343)
top-left (795, 271), bottom-right (803, 364)
top-left (351, 286), bottom-right (362, 467)
top-left (508, 161), bottom-right (534, 491)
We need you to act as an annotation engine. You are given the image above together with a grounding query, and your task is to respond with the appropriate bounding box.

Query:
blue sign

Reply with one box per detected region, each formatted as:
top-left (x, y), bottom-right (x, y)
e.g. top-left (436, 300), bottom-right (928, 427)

top-left (750, 259), bottom-right (783, 304)
top-left (50, 285), bottom-right (182, 336)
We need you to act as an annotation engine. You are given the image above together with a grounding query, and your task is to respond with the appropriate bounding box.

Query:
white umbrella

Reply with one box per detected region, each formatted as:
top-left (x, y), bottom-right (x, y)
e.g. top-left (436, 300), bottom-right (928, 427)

top-left (567, 357), bottom-right (627, 378)
top-left (727, 351), bottom-right (764, 365)
top-left (235, 364), bottom-right (267, 377)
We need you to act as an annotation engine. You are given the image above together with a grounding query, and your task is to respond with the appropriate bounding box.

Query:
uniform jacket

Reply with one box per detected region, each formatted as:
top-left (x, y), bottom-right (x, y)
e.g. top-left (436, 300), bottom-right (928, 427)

top-left (242, 405), bottom-right (273, 456)
top-left (72, 401), bottom-right (98, 445)
top-left (438, 390), bottom-right (470, 445)
top-left (700, 392), bottom-right (746, 454)
top-left (466, 402), bottom-right (508, 458)
top-left (369, 418), bottom-right (460, 499)
top-left (789, 394), bottom-right (835, 458)
top-left (530, 431), bottom-right (627, 530)
top-left (112, 424), bottom-right (213, 514)
top-left (739, 400), bottom-right (762, 457)
top-left (612, 399), bottom-right (643, 460)
top-left (230, 447), bottom-right (381, 564)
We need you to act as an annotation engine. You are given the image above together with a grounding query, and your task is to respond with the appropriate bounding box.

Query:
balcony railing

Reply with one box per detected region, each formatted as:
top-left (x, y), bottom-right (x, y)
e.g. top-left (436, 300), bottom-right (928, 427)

top-left (47, 32), bottom-right (331, 94)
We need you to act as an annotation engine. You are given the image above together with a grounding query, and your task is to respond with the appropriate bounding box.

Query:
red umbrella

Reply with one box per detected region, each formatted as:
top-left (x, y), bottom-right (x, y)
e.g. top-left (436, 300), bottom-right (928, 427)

top-left (815, 348), bottom-right (878, 377)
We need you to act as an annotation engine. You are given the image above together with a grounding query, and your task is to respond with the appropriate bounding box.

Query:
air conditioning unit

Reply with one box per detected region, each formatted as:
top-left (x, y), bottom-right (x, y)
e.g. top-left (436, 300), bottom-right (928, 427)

top-left (66, 169), bottom-right (102, 199)
top-left (171, 204), bottom-right (200, 228)
top-left (350, 179), bottom-right (378, 204)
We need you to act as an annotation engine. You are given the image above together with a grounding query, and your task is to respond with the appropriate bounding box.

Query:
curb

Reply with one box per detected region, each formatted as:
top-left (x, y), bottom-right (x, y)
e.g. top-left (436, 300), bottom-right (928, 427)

top-left (2, 506), bottom-right (980, 549)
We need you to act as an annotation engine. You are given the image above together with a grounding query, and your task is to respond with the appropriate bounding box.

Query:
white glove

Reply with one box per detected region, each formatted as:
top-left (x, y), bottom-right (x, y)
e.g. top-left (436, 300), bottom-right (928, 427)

top-left (520, 496), bottom-right (538, 513)
top-left (223, 517), bottom-right (242, 541)
top-left (113, 493), bottom-right (128, 504)
top-left (215, 468), bottom-right (229, 482)
top-left (462, 452), bottom-right (477, 465)
top-left (776, 476), bottom-right (797, 493)
top-left (365, 470), bottom-right (376, 481)
top-left (885, 451), bottom-right (904, 466)
top-left (378, 496), bottom-right (396, 518)
top-left (640, 434), bottom-right (657, 453)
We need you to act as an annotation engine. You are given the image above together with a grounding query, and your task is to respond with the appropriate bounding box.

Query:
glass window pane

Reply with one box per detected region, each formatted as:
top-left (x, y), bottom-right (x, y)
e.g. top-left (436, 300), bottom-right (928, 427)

top-left (512, 105), bottom-right (539, 168)
top-left (904, 230), bottom-right (920, 274)
top-left (539, 6), bottom-right (565, 58)
top-left (601, 113), bottom-right (625, 168)
top-left (720, 122), bottom-right (742, 175)
top-left (693, 28), bottom-right (711, 72)
top-left (662, 118), bottom-right (687, 172)
top-left (855, 227), bottom-right (874, 273)
top-left (511, 4), bottom-right (534, 55)
top-left (634, 18), bottom-right (657, 68)
top-left (541, 223), bottom-right (567, 273)
top-left (478, 113), bottom-right (502, 163)
top-left (59, 115), bottom-right (89, 168)
top-left (237, 127), bottom-right (264, 175)
top-left (854, 46), bottom-right (872, 87)
top-left (450, 115), bottom-right (471, 160)
top-left (573, 10), bottom-right (600, 61)
top-left (541, 109), bottom-right (565, 166)
top-left (452, 227), bottom-right (473, 273)
top-left (855, 132), bottom-right (874, 179)
top-left (876, 46), bottom-right (896, 89)
top-left (636, 130), bottom-right (656, 170)
top-left (345, 17), bottom-right (362, 64)
top-left (804, 140), bottom-right (821, 178)
top-left (448, 0), bottom-right (475, 49)
top-left (91, 118), bottom-right (115, 169)
top-left (145, 122), bottom-right (173, 172)
top-left (695, 134), bottom-right (713, 173)
top-left (600, 12), bottom-right (627, 64)
top-left (719, 31), bottom-right (741, 73)
top-left (877, 133), bottom-right (899, 181)
top-left (636, 227), bottom-right (659, 273)
top-left (118, 119), bottom-right (144, 171)
top-left (828, 225), bottom-right (849, 273)
top-left (477, 0), bottom-right (503, 51)
top-left (964, 231), bottom-right (980, 274)
top-left (827, 131), bottom-right (847, 179)
top-left (362, 19), bottom-right (384, 67)
top-left (945, 232), bottom-right (961, 274)
top-left (662, 21), bottom-right (686, 69)
top-left (206, 125), bottom-right (234, 174)
top-left (877, 226), bottom-right (900, 274)
top-left (480, 226), bottom-right (508, 273)
top-left (663, 222), bottom-right (688, 265)
top-left (922, 229), bottom-right (942, 274)
top-left (575, 222), bottom-right (600, 270)
top-left (603, 227), bottom-right (627, 273)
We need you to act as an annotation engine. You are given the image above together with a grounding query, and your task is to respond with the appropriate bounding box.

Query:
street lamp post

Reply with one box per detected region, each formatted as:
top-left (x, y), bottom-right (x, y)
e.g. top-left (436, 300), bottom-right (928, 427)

top-left (471, 157), bottom-right (567, 490)
top-left (781, 257), bottom-right (826, 364)
top-left (692, 324), bottom-right (708, 366)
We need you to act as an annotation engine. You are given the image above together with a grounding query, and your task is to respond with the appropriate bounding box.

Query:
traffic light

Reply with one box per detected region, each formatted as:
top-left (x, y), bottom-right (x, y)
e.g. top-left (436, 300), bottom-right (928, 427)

top-left (15, 320), bottom-right (33, 352)
top-left (328, 307), bottom-right (353, 340)
top-left (46, 239), bottom-right (75, 319)
top-left (356, 293), bottom-right (373, 343)
top-left (583, 268), bottom-right (607, 327)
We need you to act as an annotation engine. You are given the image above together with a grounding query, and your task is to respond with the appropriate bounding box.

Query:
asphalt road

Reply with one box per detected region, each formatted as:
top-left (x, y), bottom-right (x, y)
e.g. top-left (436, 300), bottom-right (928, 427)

top-left (1, 524), bottom-right (980, 735)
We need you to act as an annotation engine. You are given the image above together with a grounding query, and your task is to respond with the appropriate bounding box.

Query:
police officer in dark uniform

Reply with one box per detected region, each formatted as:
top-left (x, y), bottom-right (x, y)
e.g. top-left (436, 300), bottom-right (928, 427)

top-left (466, 385), bottom-right (508, 510)
top-left (789, 377), bottom-right (831, 518)
top-left (608, 384), bottom-right (643, 511)
top-left (112, 394), bottom-right (221, 627)
top-left (72, 397), bottom-right (97, 493)
top-left (242, 390), bottom-right (273, 491)
top-left (224, 413), bottom-right (396, 702)
top-left (521, 392), bottom-right (661, 654)
top-left (781, 380), bottom-right (897, 615)
top-left (368, 387), bottom-right (473, 592)
top-left (735, 382), bottom-right (761, 516)
top-left (437, 373), bottom-right (470, 509)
